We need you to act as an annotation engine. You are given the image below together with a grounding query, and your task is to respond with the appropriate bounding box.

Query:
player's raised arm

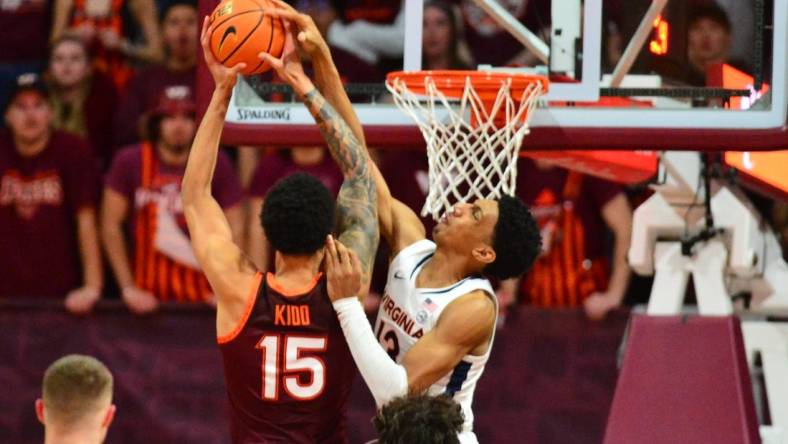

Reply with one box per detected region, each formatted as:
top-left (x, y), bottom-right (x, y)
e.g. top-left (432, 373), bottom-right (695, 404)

top-left (261, 20), bottom-right (378, 295)
top-left (267, 1), bottom-right (424, 256)
top-left (182, 17), bottom-right (257, 330)
top-left (325, 237), bottom-right (496, 406)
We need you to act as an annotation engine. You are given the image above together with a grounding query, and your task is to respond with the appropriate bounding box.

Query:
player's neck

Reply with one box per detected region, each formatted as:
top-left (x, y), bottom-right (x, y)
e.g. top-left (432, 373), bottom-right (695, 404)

top-left (44, 425), bottom-right (104, 444)
top-left (416, 248), bottom-right (469, 288)
top-left (273, 252), bottom-right (323, 287)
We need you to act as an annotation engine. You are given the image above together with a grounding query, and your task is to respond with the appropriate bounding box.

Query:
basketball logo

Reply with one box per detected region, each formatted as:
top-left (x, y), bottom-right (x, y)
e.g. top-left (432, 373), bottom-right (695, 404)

top-left (208, 0), bottom-right (286, 75)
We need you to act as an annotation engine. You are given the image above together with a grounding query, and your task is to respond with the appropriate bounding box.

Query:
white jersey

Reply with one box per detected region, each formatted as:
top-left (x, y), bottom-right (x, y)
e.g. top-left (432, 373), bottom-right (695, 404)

top-left (374, 240), bottom-right (496, 443)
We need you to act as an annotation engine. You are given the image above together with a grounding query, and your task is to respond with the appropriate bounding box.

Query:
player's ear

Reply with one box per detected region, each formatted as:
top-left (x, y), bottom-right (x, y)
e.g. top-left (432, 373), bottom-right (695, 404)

top-left (472, 245), bottom-right (496, 265)
top-left (35, 398), bottom-right (45, 425)
top-left (102, 404), bottom-right (116, 428)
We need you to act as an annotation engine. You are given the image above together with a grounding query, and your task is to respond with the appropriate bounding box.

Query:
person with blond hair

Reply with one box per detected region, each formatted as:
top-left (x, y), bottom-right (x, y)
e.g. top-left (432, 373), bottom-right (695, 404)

top-left (35, 354), bottom-right (116, 444)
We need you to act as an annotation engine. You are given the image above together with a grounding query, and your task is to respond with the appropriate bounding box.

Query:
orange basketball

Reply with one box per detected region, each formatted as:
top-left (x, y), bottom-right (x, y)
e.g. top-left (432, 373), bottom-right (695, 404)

top-left (208, 0), bottom-right (285, 75)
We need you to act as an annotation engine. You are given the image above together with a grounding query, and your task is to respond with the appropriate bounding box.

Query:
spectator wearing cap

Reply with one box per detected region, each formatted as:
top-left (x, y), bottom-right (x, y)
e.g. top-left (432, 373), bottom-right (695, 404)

top-left (113, 0), bottom-right (197, 148)
top-left (0, 74), bottom-right (103, 313)
top-left (101, 86), bottom-right (243, 314)
top-left (47, 35), bottom-right (118, 169)
top-left (50, 0), bottom-right (163, 89)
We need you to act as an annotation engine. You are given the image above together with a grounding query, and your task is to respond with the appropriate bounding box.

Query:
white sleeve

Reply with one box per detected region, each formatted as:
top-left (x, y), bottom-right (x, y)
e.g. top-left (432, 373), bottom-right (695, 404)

top-left (327, 4), bottom-right (406, 65)
top-left (333, 298), bottom-right (409, 407)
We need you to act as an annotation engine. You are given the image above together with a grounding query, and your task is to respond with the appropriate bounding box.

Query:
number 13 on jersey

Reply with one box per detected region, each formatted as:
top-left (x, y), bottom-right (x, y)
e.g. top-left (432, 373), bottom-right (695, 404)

top-left (256, 334), bottom-right (327, 401)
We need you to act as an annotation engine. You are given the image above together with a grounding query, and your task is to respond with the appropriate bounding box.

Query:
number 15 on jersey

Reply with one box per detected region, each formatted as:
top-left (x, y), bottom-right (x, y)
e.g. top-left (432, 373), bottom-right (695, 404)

top-left (256, 334), bottom-right (327, 401)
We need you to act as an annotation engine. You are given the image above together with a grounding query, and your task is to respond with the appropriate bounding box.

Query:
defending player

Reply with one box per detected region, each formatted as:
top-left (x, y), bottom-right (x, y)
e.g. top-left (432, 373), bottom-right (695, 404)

top-left (268, 4), bottom-right (541, 443)
top-left (181, 16), bottom-right (377, 443)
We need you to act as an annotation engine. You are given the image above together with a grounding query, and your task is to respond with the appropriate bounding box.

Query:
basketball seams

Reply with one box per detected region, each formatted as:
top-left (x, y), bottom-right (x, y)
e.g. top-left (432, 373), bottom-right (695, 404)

top-left (210, 9), bottom-right (263, 30)
top-left (219, 13), bottom-right (264, 65)
top-left (247, 14), bottom-right (277, 74)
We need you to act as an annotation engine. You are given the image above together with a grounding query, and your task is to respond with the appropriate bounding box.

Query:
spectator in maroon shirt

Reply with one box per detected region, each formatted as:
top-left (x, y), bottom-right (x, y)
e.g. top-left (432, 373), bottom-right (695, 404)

top-left (113, 0), bottom-right (197, 147)
top-left (47, 35), bottom-right (118, 169)
top-left (0, 73), bottom-right (102, 313)
top-left (246, 147), bottom-right (343, 272)
top-left (497, 158), bottom-right (632, 321)
top-left (101, 86), bottom-right (243, 314)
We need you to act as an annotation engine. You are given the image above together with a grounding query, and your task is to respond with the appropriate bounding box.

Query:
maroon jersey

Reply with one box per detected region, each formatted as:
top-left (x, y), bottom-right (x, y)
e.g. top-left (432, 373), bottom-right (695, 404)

top-left (218, 272), bottom-right (355, 443)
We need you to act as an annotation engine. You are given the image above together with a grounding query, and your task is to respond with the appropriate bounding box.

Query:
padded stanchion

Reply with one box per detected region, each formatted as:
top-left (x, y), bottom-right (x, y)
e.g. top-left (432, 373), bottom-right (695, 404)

top-left (604, 315), bottom-right (760, 444)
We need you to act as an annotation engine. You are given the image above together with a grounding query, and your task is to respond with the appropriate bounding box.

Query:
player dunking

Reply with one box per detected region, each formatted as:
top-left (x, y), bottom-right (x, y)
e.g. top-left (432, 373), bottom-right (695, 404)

top-left (182, 14), bottom-right (377, 443)
top-left (267, 6), bottom-right (542, 443)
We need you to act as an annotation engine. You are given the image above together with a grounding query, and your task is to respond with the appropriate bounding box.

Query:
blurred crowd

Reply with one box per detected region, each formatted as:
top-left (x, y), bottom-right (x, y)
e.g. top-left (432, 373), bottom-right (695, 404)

top-left (1, 0), bottom-right (785, 320)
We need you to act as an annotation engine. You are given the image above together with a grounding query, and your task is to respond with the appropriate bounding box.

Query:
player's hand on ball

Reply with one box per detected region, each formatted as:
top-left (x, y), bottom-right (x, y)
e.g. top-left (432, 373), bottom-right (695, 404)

top-left (200, 16), bottom-right (247, 95)
top-left (122, 286), bottom-right (159, 315)
top-left (266, 0), bottom-right (327, 56)
top-left (64, 286), bottom-right (101, 315)
top-left (258, 21), bottom-right (310, 93)
top-left (324, 235), bottom-right (362, 302)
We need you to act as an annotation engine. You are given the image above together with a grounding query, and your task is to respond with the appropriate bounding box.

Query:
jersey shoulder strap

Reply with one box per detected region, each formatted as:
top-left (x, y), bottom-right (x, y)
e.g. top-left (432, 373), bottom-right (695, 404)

top-left (390, 239), bottom-right (436, 270)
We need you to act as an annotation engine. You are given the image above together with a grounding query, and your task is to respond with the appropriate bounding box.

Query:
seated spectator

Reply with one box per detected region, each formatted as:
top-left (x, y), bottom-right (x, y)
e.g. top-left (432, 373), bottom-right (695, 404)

top-left (324, 0), bottom-right (405, 67)
top-left (373, 394), bottom-right (464, 444)
top-left (113, 0), bottom-right (197, 147)
top-left (462, 0), bottom-right (548, 67)
top-left (0, 0), bottom-right (50, 112)
top-left (0, 74), bottom-right (102, 314)
top-left (101, 87), bottom-right (243, 314)
top-left (50, 0), bottom-right (163, 89)
top-left (36, 355), bottom-right (115, 444)
top-left (497, 159), bottom-right (632, 321)
top-left (47, 35), bottom-right (118, 169)
top-left (291, 0), bottom-right (381, 82)
top-left (422, 0), bottom-right (473, 70)
top-left (246, 147), bottom-right (342, 271)
top-left (656, 4), bottom-right (746, 87)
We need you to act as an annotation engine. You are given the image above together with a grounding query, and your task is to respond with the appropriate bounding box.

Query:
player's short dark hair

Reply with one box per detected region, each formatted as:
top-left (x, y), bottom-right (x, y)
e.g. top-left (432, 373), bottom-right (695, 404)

top-left (262, 173), bottom-right (335, 255)
top-left (373, 394), bottom-right (464, 444)
top-left (483, 195), bottom-right (541, 280)
top-left (689, 4), bottom-right (731, 33)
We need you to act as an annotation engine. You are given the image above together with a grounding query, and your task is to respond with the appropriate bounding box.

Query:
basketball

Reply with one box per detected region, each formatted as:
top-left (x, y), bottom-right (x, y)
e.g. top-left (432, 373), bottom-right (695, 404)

top-left (208, 0), bottom-right (285, 75)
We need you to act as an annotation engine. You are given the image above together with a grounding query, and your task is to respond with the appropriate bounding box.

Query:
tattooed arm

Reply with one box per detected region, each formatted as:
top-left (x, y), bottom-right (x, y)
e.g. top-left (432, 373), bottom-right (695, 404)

top-left (264, 3), bottom-right (425, 257)
top-left (261, 28), bottom-right (378, 298)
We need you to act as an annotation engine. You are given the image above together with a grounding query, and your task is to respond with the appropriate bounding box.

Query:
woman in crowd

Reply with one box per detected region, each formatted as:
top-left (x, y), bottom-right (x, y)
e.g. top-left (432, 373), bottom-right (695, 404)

top-left (47, 35), bottom-right (118, 168)
top-left (422, 0), bottom-right (473, 70)
top-left (50, 0), bottom-right (163, 89)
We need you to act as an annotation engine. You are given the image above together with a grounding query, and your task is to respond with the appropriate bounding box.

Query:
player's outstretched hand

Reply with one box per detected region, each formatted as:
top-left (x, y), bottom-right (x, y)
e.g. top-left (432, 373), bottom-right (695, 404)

top-left (259, 21), bottom-right (312, 96)
top-left (266, 0), bottom-right (327, 57)
top-left (325, 235), bottom-right (363, 302)
top-left (200, 16), bottom-right (247, 95)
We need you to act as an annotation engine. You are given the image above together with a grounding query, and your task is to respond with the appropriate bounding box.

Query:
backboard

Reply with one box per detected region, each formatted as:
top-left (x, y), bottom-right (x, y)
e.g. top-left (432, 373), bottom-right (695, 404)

top-left (196, 0), bottom-right (787, 150)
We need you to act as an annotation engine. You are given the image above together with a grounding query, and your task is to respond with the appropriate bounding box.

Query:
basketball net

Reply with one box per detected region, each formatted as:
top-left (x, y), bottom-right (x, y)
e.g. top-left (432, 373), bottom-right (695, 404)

top-left (386, 71), bottom-right (546, 220)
